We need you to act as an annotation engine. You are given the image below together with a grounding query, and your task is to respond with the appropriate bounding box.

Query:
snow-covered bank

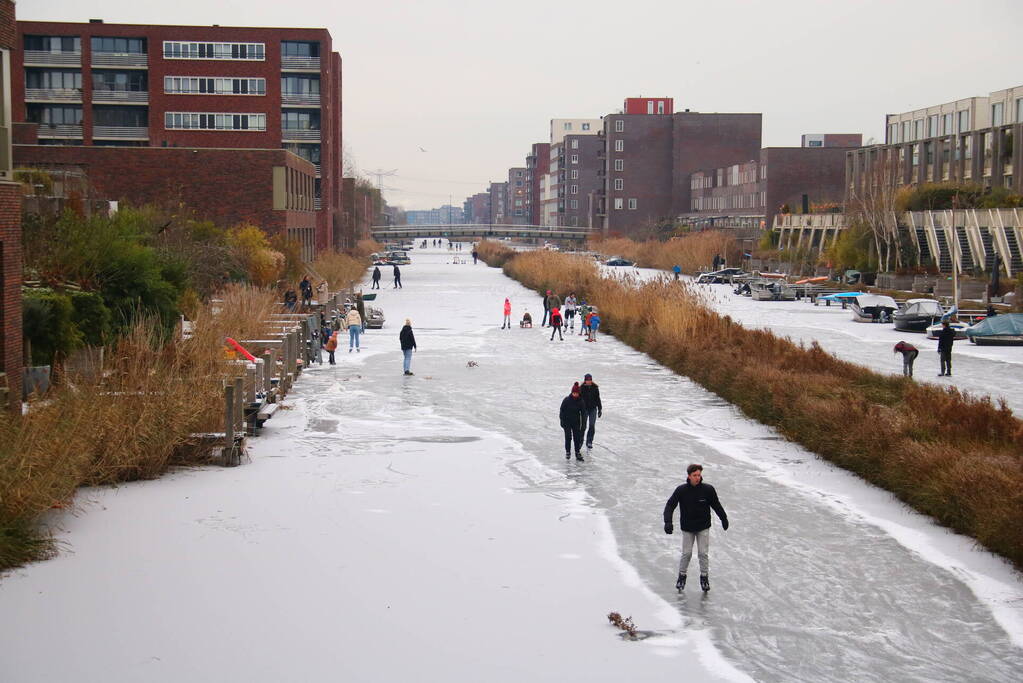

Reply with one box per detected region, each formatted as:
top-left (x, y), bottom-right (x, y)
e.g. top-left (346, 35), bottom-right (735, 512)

top-left (1, 246), bottom-right (1020, 682)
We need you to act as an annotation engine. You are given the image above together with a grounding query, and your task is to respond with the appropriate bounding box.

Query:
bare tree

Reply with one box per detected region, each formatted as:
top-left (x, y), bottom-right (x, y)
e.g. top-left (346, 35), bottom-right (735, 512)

top-left (846, 153), bottom-right (903, 272)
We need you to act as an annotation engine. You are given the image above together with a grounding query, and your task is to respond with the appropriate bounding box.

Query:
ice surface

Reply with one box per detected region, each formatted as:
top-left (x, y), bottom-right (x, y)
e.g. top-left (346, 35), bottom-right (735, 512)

top-left (0, 246), bottom-right (1020, 682)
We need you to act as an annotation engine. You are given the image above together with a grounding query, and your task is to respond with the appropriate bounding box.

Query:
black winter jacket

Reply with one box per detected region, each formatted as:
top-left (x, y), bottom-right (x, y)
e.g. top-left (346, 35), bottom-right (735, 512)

top-left (399, 325), bottom-right (417, 350)
top-left (937, 326), bottom-right (956, 352)
top-left (559, 395), bottom-right (587, 431)
top-left (579, 383), bottom-right (602, 411)
top-left (663, 481), bottom-right (727, 532)
top-left (372, 267), bottom-right (381, 281)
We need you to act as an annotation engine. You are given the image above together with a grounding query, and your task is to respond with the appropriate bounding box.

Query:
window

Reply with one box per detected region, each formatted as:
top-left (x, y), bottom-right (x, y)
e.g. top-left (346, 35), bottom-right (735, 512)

top-left (563, 122), bottom-right (572, 130)
top-left (91, 37), bottom-right (145, 54)
top-left (1017, 98), bottom-right (1023, 124)
top-left (647, 101), bottom-right (654, 114)
top-left (93, 106), bottom-right (147, 127)
top-left (570, 154), bottom-right (578, 164)
top-left (614, 119), bottom-right (624, 132)
top-left (889, 123), bottom-right (898, 143)
top-left (613, 198), bottom-right (623, 210)
top-left (902, 121), bottom-right (911, 142)
top-left (24, 36), bottom-right (81, 53)
top-left (165, 76), bottom-right (266, 95)
top-left (284, 143), bottom-right (321, 165)
top-left (570, 199), bottom-right (578, 209)
top-left (657, 101), bottom-right (665, 114)
top-left (914, 119), bottom-right (923, 140)
top-left (93, 70), bottom-right (146, 92)
top-left (613, 178), bottom-right (623, 190)
top-left (26, 104), bottom-right (82, 125)
top-left (958, 109), bottom-right (970, 133)
top-left (164, 112), bottom-right (266, 131)
top-left (26, 69), bottom-right (82, 90)
top-left (943, 113), bottom-right (953, 135)
top-left (614, 139), bottom-right (623, 152)
top-left (571, 139), bottom-right (579, 149)
top-left (162, 41), bottom-right (265, 61)
top-left (282, 109), bottom-right (320, 130)
top-left (281, 41), bottom-right (320, 57)
top-left (614, 159), bottom-right (623, 171)
top-left (570, 170), bottom-right (578, 179)
top-left (992, 102), bottom-right (1004, 127)
top-left (928, 114), bottom-right (939, 137)
top-left (570, 184), bottom-right (578, 195)
top-left (627, 198), bottom-right (637, 210)
top-left (581, 122), bottom-right (590, 131)
top-left (281, 75), bottom-right (320, 95)
top-left (516, 170), bottom-right (523, 177)
top-left (912, 143), bottom-right (920, 167)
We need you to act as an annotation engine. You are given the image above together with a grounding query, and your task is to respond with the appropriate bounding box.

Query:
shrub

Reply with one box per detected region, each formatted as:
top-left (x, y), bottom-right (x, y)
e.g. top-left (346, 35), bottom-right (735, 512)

top-left (22, 288), bottom-right (80, 366)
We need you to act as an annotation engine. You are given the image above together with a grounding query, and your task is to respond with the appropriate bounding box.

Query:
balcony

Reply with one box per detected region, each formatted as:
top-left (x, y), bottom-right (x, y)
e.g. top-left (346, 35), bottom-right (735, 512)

top-left (281, 92), bottom-right (321, 107)
top-left (37, 123), bottom-right (83, 139)
top-left (91, 52), bottom-right (148, 69)
top-left (24, 50), bottom-right (81, 66)
top-left (92, 90), bottom-right (149, 104)
top-left (281, 55), bottom-right (320, 71)
top-left (314, 163), bottom-right (321, 177)
top-left (282, 129), bottom-right (321, 142)
top-left (93, 125), bottom-right (148, 140)
top-left (25, 88), bottom-right (82, 103)
top-left (314, 197), bottom-right (322, 210)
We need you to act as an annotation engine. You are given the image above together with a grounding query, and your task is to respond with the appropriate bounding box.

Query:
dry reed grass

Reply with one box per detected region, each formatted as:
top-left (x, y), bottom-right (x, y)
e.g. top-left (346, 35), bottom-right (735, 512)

top-left (312, 251), bottom-right (370, 291)
top-left (592, 232), bottom-right (741, 273)
top-left (0, 285), bottom-right (280, 570)
top-left (480, 240), bottom-right (1023, 569)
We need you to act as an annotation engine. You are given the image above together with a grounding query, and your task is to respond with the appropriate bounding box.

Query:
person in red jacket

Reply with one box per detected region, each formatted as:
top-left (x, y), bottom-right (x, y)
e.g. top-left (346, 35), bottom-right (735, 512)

top-left (502, 298), bottom-right (512, 329)
top-left (549, 306), bottom-right (563, 341)
top-left (893, 340), bottom-right (918, 377)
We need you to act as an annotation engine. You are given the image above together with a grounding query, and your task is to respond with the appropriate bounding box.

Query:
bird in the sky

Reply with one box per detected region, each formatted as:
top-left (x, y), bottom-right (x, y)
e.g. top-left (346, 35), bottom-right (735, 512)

top-left (419, 147), bottom-right (428, 152)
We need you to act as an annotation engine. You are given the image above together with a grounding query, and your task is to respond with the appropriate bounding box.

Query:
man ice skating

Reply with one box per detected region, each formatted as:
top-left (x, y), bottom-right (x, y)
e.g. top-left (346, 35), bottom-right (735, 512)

top-left (400, 318), bottom-right (417, 375)
top-left (559, 382), bottom-right (587, 461)
top-left (542, 290), bottom-right (552, 327)
top-left (564, 293), bottom-right (577, 329)
top-left (893, 340), bottom-right (919, 377)
top-left (371, 266), bottom-right (381, 289)
top-left (393, 264), bottom-right (403, 289)
top-left (663, 464), bottom-right (728, 592)
top-left (937, 320), bottom-right (956, 376)
top-left (579, 373), bottom-right (602, 449)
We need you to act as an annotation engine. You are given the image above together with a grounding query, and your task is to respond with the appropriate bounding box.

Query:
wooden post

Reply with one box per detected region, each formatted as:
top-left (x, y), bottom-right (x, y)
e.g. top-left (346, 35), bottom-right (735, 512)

top-left (234, 376), bottom-right (244, 436)
top-left (255, 358), bottom-right (266, 397)
top-left (245, 364), bottom-right (257, 404)
top-left (267, 349), bottom-right (277, 396)
top-left (224, 381), bottom-right (236, 466)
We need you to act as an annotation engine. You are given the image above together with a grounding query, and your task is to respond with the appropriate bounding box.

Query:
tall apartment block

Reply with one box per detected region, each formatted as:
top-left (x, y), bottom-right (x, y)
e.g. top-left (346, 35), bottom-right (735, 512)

top-left (600, 102), bottom-right (762, 235)
top-left (463, 192), bottom-right (490, 224)
top-left (506, 167), bottom-right (528, 224)
top-left (14, 19), bottom-right (345, 256)
top-left (525, 142), bottom-right (549, 226)
top-left (546, 134), bottom-right (603, 227)
top-left (847, 85), bottom-right (1023, 197)
top-left (541, 118), bottom-right (600, 226)
top-left (489, 181), bottom-right (507, 224)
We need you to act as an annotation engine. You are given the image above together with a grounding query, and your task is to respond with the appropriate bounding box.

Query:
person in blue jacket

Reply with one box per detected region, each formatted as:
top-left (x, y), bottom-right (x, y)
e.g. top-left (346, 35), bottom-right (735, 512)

top-left (663, 464), bottom-right (729, 592)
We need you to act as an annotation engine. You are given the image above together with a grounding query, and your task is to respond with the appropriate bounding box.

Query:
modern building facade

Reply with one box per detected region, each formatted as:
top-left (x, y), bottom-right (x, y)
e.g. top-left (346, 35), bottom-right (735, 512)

top-left (848, 85), bottom-right (1023, 198)
top-left (801, 133), bottom-right (861, 148)
top-left (488, 181), bottom-right (507, 224)
top-left (0, 0), bottom-right (22, 410)
top-left (623, 96), bottom-right (673, 116)
top-left (545, 134), bottom-right (603, 227)
top-left (542, 118), bottom-right (600, 226)
top-left (525, 142), bottom-right (549, 226)
top-left (463, 192), bottom-right (490, 224)
top-left (599, 110), bottom-right (762, 235)
top-left (14, 19), bottom-right (345, 254)
top-left (506, 167), bottom-right (527, 224)
top-left (405, 204), bottom-right (463, 225)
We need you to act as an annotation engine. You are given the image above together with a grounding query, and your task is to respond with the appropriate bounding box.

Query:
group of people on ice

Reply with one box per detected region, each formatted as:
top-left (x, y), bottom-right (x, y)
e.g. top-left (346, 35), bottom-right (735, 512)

top-left (500, 290), bottom-right (601, 341)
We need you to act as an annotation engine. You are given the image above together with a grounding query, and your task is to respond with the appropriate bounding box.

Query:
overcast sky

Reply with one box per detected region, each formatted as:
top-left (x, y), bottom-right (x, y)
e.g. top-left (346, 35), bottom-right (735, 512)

top-left (23, 0), bottom-right (1023, 210)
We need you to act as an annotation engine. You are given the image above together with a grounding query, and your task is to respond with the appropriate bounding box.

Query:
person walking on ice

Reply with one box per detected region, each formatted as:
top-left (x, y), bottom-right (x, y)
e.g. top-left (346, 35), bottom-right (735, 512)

top-left (399, 318), bottom-right (416, 375)
top-left (346, 306), bottom-right (362, 352)
top-left (549, 306), bottom-right (564, 341)
top-left (563, 293), bottom-right (577, 330)
top-left (559, 382), bottom-right (587, 461)
top-left (663, 463), bottom-right (729, 592)
top-left (893, 340), bottom-right (918, 377)
top-left (502, 298), bottom-right (512, 329)
top-left (371, 266), bottom-right (381, 289)
top-left (393, 264), bottom-right (403, 289)
top-left (936, 319), bottom-right (956, 376)
top-left (586, 309), bottom-right (601, 341)
top-left (579, 373), bottom-right (601, 450)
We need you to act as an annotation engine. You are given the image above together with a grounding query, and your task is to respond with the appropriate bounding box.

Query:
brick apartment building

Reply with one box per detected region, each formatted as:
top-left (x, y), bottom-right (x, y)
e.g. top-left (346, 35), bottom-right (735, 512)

top-left (546, 134), bottom-right (603, 227)
top-left (847, 85), bottom-right (1023, 198)
top-left (488, 181), bottom-right (507, 223)
top-left (541, 118), bottom-right (600, 226)
top-left (0, 0), bottom-right (22, 410)
top-left (600, 102), bottom-right (762, 235)
top-left (684, 143), bottom-right (859, 229)
top-left (13, 19), bottom-right (346, 257)
top-left (506, 167), bottom-right (528, 224)
top-left (463, 191), bottom-right (490, 224)
top-left (525, 142), bottom-right (549, 226)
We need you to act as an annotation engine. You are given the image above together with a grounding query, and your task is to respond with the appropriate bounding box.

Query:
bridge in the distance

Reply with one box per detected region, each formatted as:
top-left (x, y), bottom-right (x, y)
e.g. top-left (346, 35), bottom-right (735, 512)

top-left (370, 224), bottom-right (596, 243)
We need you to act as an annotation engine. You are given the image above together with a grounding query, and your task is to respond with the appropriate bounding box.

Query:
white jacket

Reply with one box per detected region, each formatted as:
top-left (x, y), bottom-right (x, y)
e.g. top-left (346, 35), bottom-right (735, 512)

top-left (346, 309), bottom-right (362, 328)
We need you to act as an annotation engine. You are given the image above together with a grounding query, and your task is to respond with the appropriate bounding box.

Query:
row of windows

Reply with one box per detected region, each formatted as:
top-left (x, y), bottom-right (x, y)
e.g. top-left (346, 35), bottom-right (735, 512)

top-left (26, 69), bottom-right (82, 90)
top-left (24, 36), bottom-right (81, 53)
top-left (164, 77), bottom-right (267, 96)
top-left (163, 41), bottom-right (266, 61)
top-left (690, 192), bottom-right (765, 211)
top-left (91, 37), bottom-right (146, 54)
top-left (562, 122), bottom-right (592, 131)
top-left (29, 104), bottom-right (147, 127)
top-left (164, 112), bottom-right (267, 131)
top-left (612, 198), bottom-right (638, 210)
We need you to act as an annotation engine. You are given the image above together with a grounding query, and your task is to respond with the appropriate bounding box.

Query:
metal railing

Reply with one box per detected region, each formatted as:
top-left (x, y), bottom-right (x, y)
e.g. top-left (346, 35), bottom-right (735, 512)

top-left (93, 126), bottom-right (149, 139)
top-left (91, 52), bottom-right (148, 68)
top-left (314, 163), bottom-right (321, 176)
top-left (24, 50), bottom-right (81, 66)
top-left (24, 88), bottom-right (82, 102)
top-left (314, 197), bottom-right (322, 210)
top-left (282, 129), bottom-right (321, 142)
top-left (37, 124), bottom-right (83, 138)
top-left (92, 90), bottom-right (149, 104)
top-left (370, 223), bottom-right (595, 241)
top-left (281, 55), bottom-right (320, 70)
top-left (281, 92), bottom-right (321, 106)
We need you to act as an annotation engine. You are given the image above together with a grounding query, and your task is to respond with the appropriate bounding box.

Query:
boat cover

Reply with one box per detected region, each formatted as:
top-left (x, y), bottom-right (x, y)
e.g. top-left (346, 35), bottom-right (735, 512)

top-left (966, 313), bottom-right (1023, 338)
top-left (854, 294), bottom-right (898, 309)
top-left (817, 292), bottom-right (865, 301)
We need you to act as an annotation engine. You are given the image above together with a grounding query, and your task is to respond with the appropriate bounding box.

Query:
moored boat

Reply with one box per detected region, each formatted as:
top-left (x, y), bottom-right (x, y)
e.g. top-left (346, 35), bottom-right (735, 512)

top-left (850, 294), bottom-right (898, 322)
top-left (750, 279), bottom-right (796, 301)
top-left (965, 313), bottom-right (1023, 345)
top-left (893, 299), bottom-right (944, 332)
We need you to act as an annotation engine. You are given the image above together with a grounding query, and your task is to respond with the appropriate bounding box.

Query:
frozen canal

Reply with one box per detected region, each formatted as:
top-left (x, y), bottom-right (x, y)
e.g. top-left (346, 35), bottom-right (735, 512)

top-left (1, 245), bottom-right (1021, 682)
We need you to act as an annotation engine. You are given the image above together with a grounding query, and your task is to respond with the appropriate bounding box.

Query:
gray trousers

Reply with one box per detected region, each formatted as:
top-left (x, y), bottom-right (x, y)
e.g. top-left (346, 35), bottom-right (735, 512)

top-left (679, 529), bottom-right (710, 576)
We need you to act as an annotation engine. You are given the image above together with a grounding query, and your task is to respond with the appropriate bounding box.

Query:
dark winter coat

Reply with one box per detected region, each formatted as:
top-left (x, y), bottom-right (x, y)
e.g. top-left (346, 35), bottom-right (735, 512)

top-left (542, 292), bottom-right (551, 311)
top-left (579, 382), bottom-right (602, 411)
top-left (399, 325), bottom-right (416, 351)
top-left (663, 481), bottom-right (728, 533)
top-left (372, 267), bottom-right (381, 281)
top-left (937, 326), bottom-right (957, 353)
top-left (547, 294), bottom-right (562, 310)
top-left (393, 265), bottom-right (402, 278)
top-left (559, 395), bottom-right (587, 432)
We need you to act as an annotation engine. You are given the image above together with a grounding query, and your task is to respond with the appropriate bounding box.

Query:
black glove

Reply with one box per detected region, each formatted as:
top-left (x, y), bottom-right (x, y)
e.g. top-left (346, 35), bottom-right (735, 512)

top-left (597, 409), bottom-right (602, 418)
top-left (722, 519), bottom-right (729, 531)
top-left (664, 522), bottom-right (673, 535)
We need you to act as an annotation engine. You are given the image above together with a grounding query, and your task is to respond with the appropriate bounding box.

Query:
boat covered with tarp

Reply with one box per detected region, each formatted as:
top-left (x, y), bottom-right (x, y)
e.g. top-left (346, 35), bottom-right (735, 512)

top-left (965, 313), bottom-right (1023, 345)
top-left (850, 294), bottom-right (898, 322)
top-left (893, 299), bottom-right (944, 332)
